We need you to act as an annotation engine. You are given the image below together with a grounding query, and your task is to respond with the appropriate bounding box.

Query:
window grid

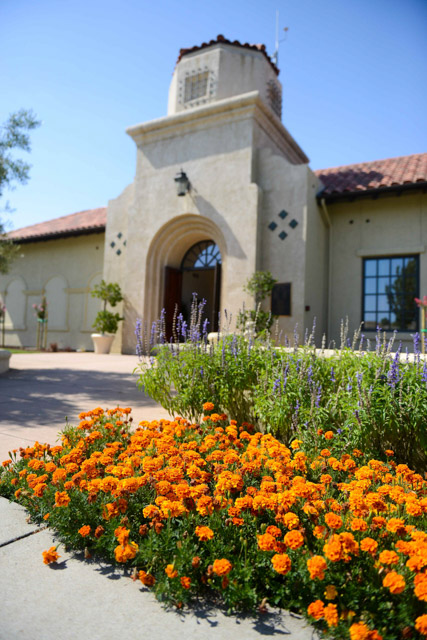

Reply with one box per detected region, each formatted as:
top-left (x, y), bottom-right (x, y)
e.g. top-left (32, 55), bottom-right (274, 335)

top-left (362, 255), bottom-right (419, 332)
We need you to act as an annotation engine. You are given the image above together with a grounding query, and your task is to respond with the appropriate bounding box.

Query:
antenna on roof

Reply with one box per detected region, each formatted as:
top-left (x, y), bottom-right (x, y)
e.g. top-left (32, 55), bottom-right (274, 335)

top-left (272, 10), bottom-right (289, 67)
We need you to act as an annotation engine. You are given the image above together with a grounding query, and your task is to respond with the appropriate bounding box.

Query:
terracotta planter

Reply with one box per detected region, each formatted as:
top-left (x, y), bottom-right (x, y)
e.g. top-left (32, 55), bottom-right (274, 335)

top-left (91, 334), bottom-right (115, 354)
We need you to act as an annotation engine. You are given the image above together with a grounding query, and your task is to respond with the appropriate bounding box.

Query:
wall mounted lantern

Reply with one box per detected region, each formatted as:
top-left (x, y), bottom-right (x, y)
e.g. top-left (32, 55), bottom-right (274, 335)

top-left (174, 169), bottom-right (190, 196)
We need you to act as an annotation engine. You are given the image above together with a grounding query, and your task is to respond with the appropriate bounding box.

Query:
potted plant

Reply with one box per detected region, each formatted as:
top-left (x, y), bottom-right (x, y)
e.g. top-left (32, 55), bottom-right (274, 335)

top-left (237, 271), bottom-right (278, 336)
top-left (90, 280), bottom-right (123, 354)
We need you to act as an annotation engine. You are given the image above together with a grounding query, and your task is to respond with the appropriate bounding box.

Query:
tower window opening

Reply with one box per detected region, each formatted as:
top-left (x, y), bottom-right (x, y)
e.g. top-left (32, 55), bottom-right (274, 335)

top-left (184, 71), bottom-right (209, 103)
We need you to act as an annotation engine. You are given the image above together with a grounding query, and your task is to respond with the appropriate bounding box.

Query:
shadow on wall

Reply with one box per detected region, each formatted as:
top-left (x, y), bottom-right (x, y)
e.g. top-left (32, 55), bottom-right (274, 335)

top-left (0, 367), bottom-right (159, 431)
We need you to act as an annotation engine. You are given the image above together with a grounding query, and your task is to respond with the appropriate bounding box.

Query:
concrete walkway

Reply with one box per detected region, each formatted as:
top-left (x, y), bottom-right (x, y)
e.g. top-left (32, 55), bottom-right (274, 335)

top-left (0, 352), bottom-right (171, 460)
top-left (0, 352), bottom-right (316, 640)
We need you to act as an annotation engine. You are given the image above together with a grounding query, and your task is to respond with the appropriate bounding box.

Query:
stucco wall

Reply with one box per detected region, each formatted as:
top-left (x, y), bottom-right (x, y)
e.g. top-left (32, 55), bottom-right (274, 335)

top-left (0, 233), bottom-right (104, 350)
top-left (327, 192), bottom-right (427, 350)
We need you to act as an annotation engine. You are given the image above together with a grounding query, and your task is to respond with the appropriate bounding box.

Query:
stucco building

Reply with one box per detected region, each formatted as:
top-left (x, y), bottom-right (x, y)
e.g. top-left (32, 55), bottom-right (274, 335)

top-left (1, 36), bottom-right (427, 353)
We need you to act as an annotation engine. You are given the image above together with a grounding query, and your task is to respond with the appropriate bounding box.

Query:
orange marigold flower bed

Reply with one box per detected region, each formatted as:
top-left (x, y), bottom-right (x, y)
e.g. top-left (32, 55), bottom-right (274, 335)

top-left (0, 405), bottom-right (425, 639)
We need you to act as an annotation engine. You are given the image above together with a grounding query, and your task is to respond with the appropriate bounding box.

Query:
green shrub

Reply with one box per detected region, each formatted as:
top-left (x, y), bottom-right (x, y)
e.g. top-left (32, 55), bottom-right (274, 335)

top-left (135, 313), bottom-right (427, 472)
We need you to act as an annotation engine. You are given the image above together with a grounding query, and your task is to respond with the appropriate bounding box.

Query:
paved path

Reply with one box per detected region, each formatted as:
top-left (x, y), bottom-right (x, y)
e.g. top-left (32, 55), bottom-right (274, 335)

top-left (0, 352), bottom-right (170, 459)
top-left (0, 352), bottom-right (316, 640)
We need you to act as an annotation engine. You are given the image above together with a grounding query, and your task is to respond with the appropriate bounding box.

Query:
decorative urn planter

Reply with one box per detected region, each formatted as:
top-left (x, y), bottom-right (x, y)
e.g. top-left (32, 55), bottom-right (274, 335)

top-left (91, 333), bottom-right (115, 354)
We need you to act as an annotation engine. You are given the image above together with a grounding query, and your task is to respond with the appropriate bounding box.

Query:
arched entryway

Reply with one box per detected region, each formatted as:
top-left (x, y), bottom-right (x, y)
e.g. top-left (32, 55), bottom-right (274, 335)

top-left (163, 240), bottom-right (222, 337)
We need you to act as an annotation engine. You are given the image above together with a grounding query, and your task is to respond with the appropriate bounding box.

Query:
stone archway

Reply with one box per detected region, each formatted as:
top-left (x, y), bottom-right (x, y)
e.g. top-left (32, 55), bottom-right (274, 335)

top-left (144, 214), bottom-right (227, 338)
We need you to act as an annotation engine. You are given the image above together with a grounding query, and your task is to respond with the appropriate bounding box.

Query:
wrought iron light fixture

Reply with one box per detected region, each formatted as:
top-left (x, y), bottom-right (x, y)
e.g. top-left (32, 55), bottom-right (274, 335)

top-left (174, 169), bottom-right (190, 196)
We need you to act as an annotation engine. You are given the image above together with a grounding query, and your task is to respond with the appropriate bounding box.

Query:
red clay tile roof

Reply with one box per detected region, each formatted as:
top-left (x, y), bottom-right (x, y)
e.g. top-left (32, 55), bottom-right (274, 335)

top-left (8, 207), bottom-right (106, 242)
top-left (177, 34), bottom-right (279, 76)
top-left (315, 153), bottom-right (427, 199)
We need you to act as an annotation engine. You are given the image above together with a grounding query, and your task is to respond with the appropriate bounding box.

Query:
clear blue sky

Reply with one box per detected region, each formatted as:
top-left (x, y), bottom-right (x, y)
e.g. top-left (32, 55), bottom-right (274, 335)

top-left (1, 0), bottom-right (426, 231)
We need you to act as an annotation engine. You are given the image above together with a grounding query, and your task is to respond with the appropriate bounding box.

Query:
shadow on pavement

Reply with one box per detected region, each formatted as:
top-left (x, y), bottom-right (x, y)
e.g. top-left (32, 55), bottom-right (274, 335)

top-left (0, 366), bottom-right (162, 429)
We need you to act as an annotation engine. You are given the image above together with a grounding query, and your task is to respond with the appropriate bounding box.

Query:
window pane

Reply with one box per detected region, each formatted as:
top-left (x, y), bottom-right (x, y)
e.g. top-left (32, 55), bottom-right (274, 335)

top-left (378, 277), bottom-right (390, 294)
top-left (364, 278), bottom-right (376, 294)
top-left (365, 261), bottom-right (377, 277)
top-left (391, 258), bottom-right (404, 276)
top-left (364, 296), bottom-right (376, 312)
top-left (378, 259), bottom-right (390, 276)
top-left (378, 294), bottom-right (389, 310)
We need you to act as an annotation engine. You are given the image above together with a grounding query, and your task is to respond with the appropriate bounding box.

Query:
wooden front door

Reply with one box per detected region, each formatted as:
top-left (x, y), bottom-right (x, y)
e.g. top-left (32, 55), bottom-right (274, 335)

top-left (163, 266), bottom-right (182, 341)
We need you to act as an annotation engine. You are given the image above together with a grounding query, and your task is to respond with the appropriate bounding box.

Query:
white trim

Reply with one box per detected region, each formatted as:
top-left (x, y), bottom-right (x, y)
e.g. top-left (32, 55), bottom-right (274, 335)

top-left (357, 246), bottom-right (425, 257)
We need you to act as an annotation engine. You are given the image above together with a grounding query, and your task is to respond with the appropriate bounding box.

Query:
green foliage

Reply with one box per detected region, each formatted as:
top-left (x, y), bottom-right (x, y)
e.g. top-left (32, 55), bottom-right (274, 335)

top-left (92, 310), bottom-right (123, 334)
top-left (244, 271), bottom-right (277, 305)
top-left (136, 316), bottom-right (427, 472)
top-left (0, 109), bottom-right (41, 197)
top-left (0, 109), bottom-right (41, 273)
top-left (238, 271), bottom-right (277, 335)
top-left (91, 280), bottom-right (123, 309)
top-left (91, 280), bottom-right (123, 334)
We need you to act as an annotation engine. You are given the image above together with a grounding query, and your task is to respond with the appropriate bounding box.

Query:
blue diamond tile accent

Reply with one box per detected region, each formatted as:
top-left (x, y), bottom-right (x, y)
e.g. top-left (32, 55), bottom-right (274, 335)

top-left (117, 232), bottom-right (122, 239)
top-left (110, 241), bottom-right (116, 248)
top-left (289, 219), bottom-right (298, 229)
top-left (279, 231), bottom-right (287, 240)
top-left (116, 249), bottom-right (122, 256)
top-left (278, 210), bottom-right (288, 220)
top-left (123, 240), bottom-right (127, 246)
top-left (269, 221), bottom-right (278, 231)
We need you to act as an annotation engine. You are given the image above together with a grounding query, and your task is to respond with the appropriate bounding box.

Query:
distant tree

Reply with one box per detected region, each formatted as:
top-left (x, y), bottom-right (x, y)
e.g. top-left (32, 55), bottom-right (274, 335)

top-left (0, 109), bottom-right (41, 273)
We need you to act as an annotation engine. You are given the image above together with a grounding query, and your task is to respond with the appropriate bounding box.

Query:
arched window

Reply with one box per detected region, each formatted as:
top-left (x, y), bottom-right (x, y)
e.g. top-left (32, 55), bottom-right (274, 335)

top-left (45, 276), bottom-right (68, 330)
top-left (5, 277), bottom-right (27, 329)
top-left (181, 240), bottom-right (221, 270)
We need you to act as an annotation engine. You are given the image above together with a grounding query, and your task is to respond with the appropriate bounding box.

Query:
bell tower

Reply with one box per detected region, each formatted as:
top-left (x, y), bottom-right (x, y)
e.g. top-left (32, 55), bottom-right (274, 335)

top-left (167, 35), bottom-right (283, 120)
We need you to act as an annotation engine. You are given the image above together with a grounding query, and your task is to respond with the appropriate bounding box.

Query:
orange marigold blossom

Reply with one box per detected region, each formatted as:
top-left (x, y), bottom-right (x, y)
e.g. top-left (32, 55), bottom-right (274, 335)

top-left (212, 559), bottom-right (232, 576)
top-left (165, 564), bottom-right (178, 578)
top-left (195, 526), bottom-right (214, 541)
top-left (360, 537), bottom-right (378, 555)
top-left (349, 621), bottom-right (372, 640)
top-left (382, 571), bottom-right (405, 594)
top-left (202, 402), bottom-right (214, 412)
top-left (54, 491), bottom-right (70, 507)
top-left (307, 600), bottom-right (324, 620)
top-left (324, 512), bottom-right (343, 530)
top-left (307, 556), bottom-right (327, 580)
top-left (324, 603), bottom-right (338, 627)
top-left (258, 533), bottom-right (276, 551)
top-left (414, 573), bottom-right (427, 601)
top-left (324, 431), bottom-right (334, 440)
top-left (78, 525), bottom-right (91, 537)
top-left (415, 615), bottom-right (427, 636)
top-left (265, 525), bottom-right (282, 538)
top-left (139, 570), bottom-right (156, 587)
top-left (378, 550), bottom-right (399, 565)
top-left (180, 576), bottom-right (191, 589)
top-left (114, 541), bottom-right (138, 563)
top-left (271, 553), bottom-right (291, 575)
top-left (283, 530), bottom-right (304, 550)
top-left (42, 546), bottom-right (60, 565)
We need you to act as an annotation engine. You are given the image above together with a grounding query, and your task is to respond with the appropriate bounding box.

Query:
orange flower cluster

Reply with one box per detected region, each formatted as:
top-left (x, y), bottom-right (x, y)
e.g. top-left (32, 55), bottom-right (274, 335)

top-left (1, 404), bottom-right (426, 639)
top-left (42, 546), bottom-right (60, 565)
